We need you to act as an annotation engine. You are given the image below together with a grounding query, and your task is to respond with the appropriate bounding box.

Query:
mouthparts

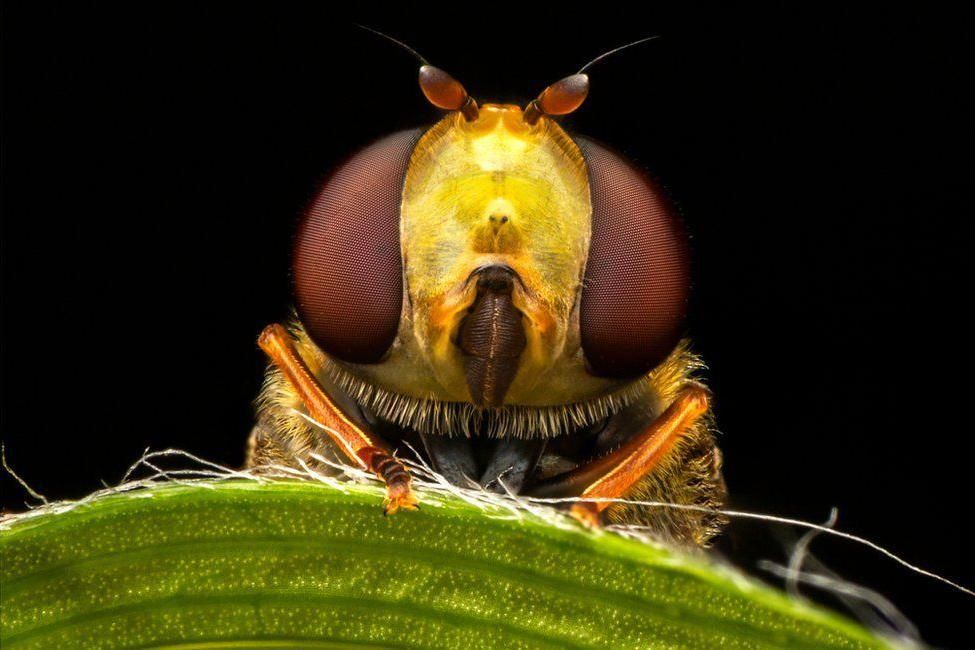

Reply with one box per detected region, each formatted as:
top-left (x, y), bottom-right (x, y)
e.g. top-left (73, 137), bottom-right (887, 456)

top-left (457, 266), bottom-right (527, 407)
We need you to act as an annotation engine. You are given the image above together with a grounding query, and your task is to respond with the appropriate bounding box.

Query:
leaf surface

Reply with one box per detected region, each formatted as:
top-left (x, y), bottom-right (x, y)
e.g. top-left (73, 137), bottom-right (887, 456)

top-left (0, 480), bottom-right (893, 649)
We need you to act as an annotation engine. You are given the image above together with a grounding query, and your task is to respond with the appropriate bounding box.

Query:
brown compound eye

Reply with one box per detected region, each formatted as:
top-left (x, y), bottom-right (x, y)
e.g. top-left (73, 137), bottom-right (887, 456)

top-left (575, 137), bottom-right (691, 378)
top-left (292, 129), bottom-right (423, 363)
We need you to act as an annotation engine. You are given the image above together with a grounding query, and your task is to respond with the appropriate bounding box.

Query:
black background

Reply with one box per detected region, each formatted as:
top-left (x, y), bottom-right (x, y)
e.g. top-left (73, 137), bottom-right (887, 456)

top-left (2, 3), bottom-right (972, 646)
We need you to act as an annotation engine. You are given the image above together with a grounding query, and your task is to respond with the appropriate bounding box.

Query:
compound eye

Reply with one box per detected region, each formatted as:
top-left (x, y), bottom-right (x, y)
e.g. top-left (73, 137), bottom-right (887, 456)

top-left (576, 137), bottom-right (690, 378)
top-left (292, 129), bottom-right (423, 363)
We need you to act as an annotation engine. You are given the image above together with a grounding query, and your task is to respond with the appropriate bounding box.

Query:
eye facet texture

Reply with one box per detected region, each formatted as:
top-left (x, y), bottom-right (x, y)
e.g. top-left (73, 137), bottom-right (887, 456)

top-left (576, 137), bottom-right (690, 378)
top-left (293, 129), bottom-right (423, 363)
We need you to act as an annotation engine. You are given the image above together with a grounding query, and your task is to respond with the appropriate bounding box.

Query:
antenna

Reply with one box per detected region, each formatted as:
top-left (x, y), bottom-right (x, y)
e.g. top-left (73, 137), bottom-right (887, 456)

top-left (356, 25), bottom-right (428, 66)
top-left (356, 25), bottom-right (479, 121)
top-left (577, 35), bottom-right (660, 74)
top-left (525, 35), bottom-right (661, 124)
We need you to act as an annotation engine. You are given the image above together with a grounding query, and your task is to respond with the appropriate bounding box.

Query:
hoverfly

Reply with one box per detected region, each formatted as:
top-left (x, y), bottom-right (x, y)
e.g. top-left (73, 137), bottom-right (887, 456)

top-left (248, 32), bottom-right (726, 546)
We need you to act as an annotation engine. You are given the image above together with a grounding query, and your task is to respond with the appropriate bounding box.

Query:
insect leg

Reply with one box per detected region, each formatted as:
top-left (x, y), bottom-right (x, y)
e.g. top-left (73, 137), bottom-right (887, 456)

top-left (528, 385), bottom-right (709, 527)
top-left (258, 323), bottom-right (418, 514)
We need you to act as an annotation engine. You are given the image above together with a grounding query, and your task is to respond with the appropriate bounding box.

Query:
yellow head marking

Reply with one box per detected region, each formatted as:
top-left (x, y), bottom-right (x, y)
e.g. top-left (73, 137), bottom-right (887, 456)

top-left (388, 105), bottom-right (612, 404)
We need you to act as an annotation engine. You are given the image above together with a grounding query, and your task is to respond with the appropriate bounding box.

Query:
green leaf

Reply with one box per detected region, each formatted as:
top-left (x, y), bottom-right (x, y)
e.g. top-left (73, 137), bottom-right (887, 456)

top-left (1, 479), bottom-right (895, 648)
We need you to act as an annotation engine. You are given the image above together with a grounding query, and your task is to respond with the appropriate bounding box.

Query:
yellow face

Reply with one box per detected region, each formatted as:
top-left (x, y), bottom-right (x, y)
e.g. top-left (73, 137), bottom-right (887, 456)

top-left (342, 105), bottom-right (627, 406)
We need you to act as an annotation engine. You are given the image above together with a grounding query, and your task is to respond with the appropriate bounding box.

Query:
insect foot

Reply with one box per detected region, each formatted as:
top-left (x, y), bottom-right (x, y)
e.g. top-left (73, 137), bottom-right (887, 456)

top-left (365, 449), bottom-right (419, 516)
top-left (570, 503), bottom-right (603, 529)
top-left (383, 484), bottom-right (420, 516)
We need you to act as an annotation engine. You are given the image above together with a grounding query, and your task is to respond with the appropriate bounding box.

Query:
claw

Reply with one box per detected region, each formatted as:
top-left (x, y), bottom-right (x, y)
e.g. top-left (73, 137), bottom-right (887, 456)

top-left (383, 484), bottom-right (420, 515)
top-left (570, 502), bottom-right (602, 529)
